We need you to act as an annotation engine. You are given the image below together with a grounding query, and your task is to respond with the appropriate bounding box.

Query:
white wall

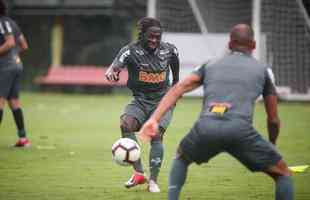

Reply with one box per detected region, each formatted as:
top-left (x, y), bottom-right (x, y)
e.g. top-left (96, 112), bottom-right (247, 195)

top-left (163, 33), bottom-right (229, 96)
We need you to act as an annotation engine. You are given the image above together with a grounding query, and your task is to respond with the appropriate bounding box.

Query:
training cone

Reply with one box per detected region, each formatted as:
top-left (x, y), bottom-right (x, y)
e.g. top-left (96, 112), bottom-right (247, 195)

top-left (288, 165), bottom-right (309, 173)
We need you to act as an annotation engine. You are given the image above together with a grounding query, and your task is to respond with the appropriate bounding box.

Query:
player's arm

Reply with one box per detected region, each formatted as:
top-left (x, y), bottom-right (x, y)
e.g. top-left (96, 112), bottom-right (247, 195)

top-left (0, 20), bottom-right (16, 55)
top-left (169, 45), bottom-right (180, 85)
top-left (262, 68), bottom-right (280, 145)
top-left (18, 34), bottom-right (28, 53)
top-left (105, 46), bottom-right (129, 82)
top-left (12, 20), bottom-right (28, 53)
top-left (138, 73), bottom-right (203, 141)
top-left (154, 73), bottom-right (202, 121)
top-left (0, 34), bottom-right (15, 55)
top-left (105, 63), bottom-right (122, 82)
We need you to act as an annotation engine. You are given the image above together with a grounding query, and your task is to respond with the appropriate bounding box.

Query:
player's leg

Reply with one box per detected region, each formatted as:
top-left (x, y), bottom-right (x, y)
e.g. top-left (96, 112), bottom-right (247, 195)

top-left (148, 126), bottom-right (164, 192)
top-left (7, 70), bottom-right (30, 147)
top-left (148, 109), bottom-right (173, 192)
top-left (264, 160), bottom-right (293, 200)
top-left (120, 101), bottom-right (148, 188)
top-left (0, 70), bottom-right (11, 125)
top-left (120, 114), bottom-right (144, 174)
top-left (169, 117), bottom-right (221, 200)
top-left (226, 122), bottom-right (293, 200)
top-left (8, 98), bottom-right (30, 146)
top-left (168, 147), bottom-right (193, 200)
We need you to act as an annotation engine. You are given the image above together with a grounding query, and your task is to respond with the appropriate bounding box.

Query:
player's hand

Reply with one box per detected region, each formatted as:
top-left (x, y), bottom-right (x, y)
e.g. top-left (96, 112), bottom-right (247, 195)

top-left (138, 118), bottom-right (159, 143)
top-left (105, 67), bottom-right (120, 82)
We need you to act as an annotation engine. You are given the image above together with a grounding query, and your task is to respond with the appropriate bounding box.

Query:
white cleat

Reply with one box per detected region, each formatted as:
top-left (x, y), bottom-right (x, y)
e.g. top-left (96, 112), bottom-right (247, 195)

top-left (148, 180), bottom-right (160, 193)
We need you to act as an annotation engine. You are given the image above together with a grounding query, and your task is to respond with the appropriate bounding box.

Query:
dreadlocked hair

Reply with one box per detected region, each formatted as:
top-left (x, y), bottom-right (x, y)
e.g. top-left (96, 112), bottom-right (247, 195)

top-left (0, 0), bottom-right (8, 16)
top-left (137, 17), bottom-right (162, 41)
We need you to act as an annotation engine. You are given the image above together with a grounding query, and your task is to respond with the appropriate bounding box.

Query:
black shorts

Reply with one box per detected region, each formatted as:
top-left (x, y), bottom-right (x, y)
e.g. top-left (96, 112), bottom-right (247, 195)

top-left (179, 116), bottom-right (282, 172)
top-left (0, 69), bottom-right (22, 99)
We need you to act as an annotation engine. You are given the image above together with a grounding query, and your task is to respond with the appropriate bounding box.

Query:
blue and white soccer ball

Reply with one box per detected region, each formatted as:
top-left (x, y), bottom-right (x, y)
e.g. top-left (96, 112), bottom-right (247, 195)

top-left (112, 138), bottom-right (141, 166)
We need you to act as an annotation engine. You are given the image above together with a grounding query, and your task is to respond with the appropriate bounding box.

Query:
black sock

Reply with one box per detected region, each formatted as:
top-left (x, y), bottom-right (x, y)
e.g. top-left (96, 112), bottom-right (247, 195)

top-left (0, 109), bottom-right (3, 124)
top-left (12, 108), bottom-right (27, 138)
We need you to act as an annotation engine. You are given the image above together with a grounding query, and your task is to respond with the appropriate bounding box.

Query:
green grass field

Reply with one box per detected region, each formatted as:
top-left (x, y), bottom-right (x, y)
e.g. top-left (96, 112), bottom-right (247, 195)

top-left (0, 92), bottom-right (309, 200)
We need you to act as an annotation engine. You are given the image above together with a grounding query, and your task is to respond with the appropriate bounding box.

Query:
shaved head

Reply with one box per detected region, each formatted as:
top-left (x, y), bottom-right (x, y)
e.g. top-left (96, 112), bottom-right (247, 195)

top-left (229, 24), bottom-right (255, 52)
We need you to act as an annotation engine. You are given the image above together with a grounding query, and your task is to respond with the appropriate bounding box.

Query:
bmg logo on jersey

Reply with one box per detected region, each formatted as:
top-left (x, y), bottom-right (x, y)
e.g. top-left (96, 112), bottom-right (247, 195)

top-left (139, 71), bottom-right (166, 83)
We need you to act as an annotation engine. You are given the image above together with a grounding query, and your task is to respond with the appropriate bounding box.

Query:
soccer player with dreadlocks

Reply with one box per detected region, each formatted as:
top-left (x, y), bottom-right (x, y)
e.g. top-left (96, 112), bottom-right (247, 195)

top-left (105, 17), bottom-right (180, 192)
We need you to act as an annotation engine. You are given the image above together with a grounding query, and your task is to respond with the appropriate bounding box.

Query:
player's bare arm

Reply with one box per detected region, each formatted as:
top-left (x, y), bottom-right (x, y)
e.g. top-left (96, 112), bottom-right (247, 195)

top-left (262, 68), bottom-right (280, 145)
top-left (0, 34), bottom-right (15, 55)
top-left (18, 34), bottom-right (28, 52)
top-left (139, 73), bottom-right (202, 141)
top-left (105, 46), bottom-right (129, 82)
top-left (264, 95), bottom-right (280, 145)
top-left (105, 64), bottom-right (121, 82)
top-left (152, 73), bottom-right (202, 122)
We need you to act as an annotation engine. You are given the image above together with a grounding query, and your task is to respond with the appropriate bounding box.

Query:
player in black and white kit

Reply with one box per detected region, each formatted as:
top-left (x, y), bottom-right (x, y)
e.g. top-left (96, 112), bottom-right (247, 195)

top-left (139, 24), bottom-right (294, 200)
top-left (0, 0), bottom-right (30, 147)
top-left (106, 17), bottom-right (179, 192)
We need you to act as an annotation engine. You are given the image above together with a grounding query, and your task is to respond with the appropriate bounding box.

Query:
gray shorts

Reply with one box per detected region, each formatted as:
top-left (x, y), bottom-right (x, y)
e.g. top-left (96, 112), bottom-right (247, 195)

top-left (179, 116), bottom-right (282, 172)
top-left (122, 98), bottom-right (174, 131)
top-left (0, 69), bottom-right (22, 99)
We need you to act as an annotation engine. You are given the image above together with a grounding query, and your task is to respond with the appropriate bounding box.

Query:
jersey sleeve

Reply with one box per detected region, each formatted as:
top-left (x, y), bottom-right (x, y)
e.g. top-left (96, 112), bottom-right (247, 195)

top-left (168, 43), bottom-right (179, 58)
top-left (192, 63), bottom-right (207, 80)
top-left (262, 67), bottom-right (277, 97)
top-left (110, 45), bottom-right (131, 69)
top-left (10, 19), bottom-right (22, 38)
top-left (0, 18), bottom-right (22, 38)
top-left (165, 42), bottom-right (179, 66)
top-left (170, 45), bottom-right (179, 65)
top-left (0, 18), bottom-right (12, 36)
top-left (167, 43), bottom-right (180, 84)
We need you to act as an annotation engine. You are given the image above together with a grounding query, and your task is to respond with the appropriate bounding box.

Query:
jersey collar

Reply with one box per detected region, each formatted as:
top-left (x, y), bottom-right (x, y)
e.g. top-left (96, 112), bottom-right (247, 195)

top-left (231, 50), bottom-right (251, 57)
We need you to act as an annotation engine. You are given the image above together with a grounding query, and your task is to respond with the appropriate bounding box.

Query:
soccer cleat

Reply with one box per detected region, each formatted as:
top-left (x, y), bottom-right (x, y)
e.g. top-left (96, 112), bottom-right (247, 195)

top-left (124, 172), bottom-right (147, 188)
top-left (14, 138), bottom-right (31, 147)
top-left (148, 179), bottom-right (160, 193)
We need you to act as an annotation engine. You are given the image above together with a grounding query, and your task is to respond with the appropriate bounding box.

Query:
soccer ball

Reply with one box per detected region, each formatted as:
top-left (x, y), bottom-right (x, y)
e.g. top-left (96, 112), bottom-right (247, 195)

top-left (112, 138), bottom-right (141, 166)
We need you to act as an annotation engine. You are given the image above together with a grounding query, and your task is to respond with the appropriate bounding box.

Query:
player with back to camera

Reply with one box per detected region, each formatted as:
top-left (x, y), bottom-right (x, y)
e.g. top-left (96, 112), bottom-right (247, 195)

top-left (0, 0), bottom-right (30, 147)
top-left (139, 24), bottom-right (294, 200)
top-left (105, 17), bottom-right (180, 192)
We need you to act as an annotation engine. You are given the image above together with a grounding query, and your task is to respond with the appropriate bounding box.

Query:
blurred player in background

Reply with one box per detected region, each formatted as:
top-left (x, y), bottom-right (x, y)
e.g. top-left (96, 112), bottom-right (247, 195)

top-left (0, 0), bottom-right (30, 147)
top-left (139, 24), bottom-right (294, 200)
top-left (105, 17), bottom-right (179, 192)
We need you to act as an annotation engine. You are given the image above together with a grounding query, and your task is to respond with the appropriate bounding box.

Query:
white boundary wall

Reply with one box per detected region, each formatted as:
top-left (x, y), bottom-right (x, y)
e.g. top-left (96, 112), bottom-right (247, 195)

top-left (163, 33), bottom-right (229, 96)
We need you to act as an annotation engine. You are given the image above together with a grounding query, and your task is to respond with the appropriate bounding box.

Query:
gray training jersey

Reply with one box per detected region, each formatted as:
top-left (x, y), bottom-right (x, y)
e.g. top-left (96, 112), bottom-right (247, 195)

top-left (0, 16), bottom-right (23, 70)
top-left (193, 51), bottom-right (276, 123)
